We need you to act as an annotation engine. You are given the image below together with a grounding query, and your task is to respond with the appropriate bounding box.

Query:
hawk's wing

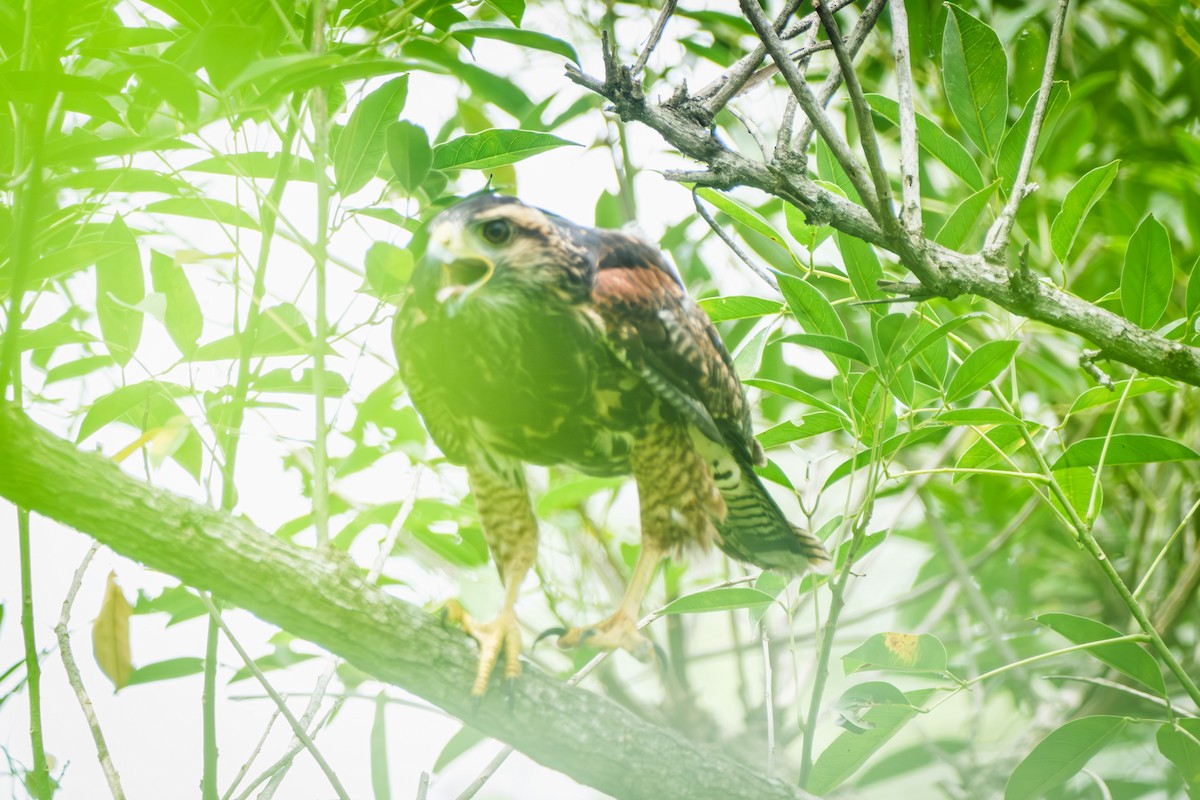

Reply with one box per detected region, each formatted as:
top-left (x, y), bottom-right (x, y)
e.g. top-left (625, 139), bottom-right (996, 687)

top-left (590, 231), bottom-right (765, 466)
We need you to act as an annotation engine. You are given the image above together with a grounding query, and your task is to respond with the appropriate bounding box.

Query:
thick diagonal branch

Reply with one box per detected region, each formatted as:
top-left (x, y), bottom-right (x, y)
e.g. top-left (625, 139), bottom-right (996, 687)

top-left (888, 0), bottom-right (922, 236)
top-left (0, 405), bottom-right (813, 800)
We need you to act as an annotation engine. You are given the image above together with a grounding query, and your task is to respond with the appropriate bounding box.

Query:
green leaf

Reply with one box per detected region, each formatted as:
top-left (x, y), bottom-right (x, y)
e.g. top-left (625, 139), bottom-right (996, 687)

top-left (386, 121), bottom-right (432, 195)
top-left (185, 153), bottom-right (317, 182)
top-left (55, 168), bottom-right (190, 196)
top-left (191, 303), bottom-right (315, 361)
top-left (832, 681), bottom-right (916, 733)
top-left (867, 94), bottom-right (984, 190)
top-left (1034, 612), bottom-right (1165, 695)
top-left (536, 476), bottom-right (623, 515)
top-left (432, 129), bottom-right (578, 171)
top-left (149, 251), bottom-right (202, 357)
top-left (945, 340), bottom-right (1019, 402)
top-left (370, 693), bottom-right (390, 800)
top-left (76, 382), bottom-right (200, 479)
top-left (1158, 720), bottom-right (1200, 795)
top-left (808, 687), bottom-right (938, 795)
top-left (1187, 257), bottom-right (1200, 323)
top-left (1004, 716), bottom-right (1127, 800)
top-left (743, 378), bottom-right (848, 418)
top-left (935, 407), bottom-right (1025, 426)
top-left (659, 587), bottom-right (776, 615)
top-left (777, 274), bottom-right (846, 339)
top-left (732, 323), bottom-right (771, 379)
top-left (1052, 434), bottom-right (1200, 469)
top-left (697, 295), bottom-right (784, 322)
top-left (942, 4), bottom-right (1008, 157)
top-left (125, 657), bottom-right (204, 687)
top-left (778, 333), bottom-right (870, 364)
top-left (334, 76), bottom-right (410, 196)
top-left (1051, 466), bottom-right (1100, 521)
top-left (433, 725), bottom-right (486, 773)
top-left (19, 322), bottom-right (95, 352)
top-left (44, 355), bottom-right (114, 385)
top-left (695, 188), bottom-right (789, 250)
top-left (953, 424), bottom-right (1028, 481)
top-left (824, 428), bottom-right (943, 488)
top-left (449, 22), bottom-right (578, 63)
top-left (484, 0), bottom-right (524, 25)
top-left (1066, 377), bottom-right (1174, 417)
top-left (934, 179), bottom-right (999, 250)
top-left (363, 242), bottom-right (415, 298)
top-left (898, 312), bottom-right (991, 369)
top-left (1051, 160), bottom-right (1120, 262)
top-left (757, 413), bottom-right (843, 448)
top-left (142, 197), bottom-right (259, 231)
top-left (836, 232), bottom-right (883, 303)
top-left (842, 632), bottom-right (949, 675)
top-left (1121, 214), bottom-right (1173, 329)
top-left (95, 215), bottom-right (144, 367)
top-left (997, 82), bottom-right (1071, 194)
top-left (252, 369), bottom-right (349, 398)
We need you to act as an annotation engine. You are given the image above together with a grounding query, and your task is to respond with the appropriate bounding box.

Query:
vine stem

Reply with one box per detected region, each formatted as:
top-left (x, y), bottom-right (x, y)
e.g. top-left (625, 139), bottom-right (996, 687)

top-left (988, 387), bottom-right (1200, 709)
top-left (55, 544), bottom-right (126, 799)
top-left (309, 0), bottom-right (332, 549)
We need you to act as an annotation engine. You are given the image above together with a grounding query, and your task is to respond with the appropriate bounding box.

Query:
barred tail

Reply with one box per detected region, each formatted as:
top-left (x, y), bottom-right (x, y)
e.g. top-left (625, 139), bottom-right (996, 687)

top-left (714, 453), bottom-right (832, 574)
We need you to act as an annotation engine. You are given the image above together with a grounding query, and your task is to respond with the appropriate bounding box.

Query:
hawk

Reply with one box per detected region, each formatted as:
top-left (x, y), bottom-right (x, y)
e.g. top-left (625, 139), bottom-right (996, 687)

top-left (393, 195), bottom-right (831, 697)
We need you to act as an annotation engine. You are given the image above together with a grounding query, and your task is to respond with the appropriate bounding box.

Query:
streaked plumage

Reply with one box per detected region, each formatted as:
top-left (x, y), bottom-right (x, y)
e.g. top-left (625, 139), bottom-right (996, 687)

top-left (393, 194), bottom-right (830, 696)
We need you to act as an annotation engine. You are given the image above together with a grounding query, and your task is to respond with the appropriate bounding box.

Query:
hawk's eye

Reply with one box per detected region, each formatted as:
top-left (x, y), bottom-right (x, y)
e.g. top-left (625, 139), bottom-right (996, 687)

top-left (480, 218), bottom-right (514, 245)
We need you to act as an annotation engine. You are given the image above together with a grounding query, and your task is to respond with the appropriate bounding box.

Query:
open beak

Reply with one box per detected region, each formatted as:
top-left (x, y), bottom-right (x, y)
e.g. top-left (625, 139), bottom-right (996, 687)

top-left (426, 224), bottom-right (495, 313)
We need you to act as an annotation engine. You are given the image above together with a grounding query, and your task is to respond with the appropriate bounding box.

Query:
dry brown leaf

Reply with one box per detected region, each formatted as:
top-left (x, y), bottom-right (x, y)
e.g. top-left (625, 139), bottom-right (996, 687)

top-left (92, 571), bottom-right (133, 690)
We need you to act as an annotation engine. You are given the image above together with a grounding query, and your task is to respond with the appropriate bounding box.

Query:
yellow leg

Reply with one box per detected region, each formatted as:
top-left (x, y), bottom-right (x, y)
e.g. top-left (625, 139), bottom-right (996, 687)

top-left (556, 542), bottom-right (663, 659)
top-left (444, 566), bottom-right (528, 697)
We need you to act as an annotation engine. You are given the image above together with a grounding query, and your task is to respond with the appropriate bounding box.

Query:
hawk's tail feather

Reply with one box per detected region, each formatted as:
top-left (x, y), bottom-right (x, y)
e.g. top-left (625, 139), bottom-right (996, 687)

top-left (714, 454), bottom-right (832, 575)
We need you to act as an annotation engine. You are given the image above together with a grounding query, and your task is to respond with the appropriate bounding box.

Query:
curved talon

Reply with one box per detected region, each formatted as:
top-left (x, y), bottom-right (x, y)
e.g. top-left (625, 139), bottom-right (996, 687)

top-left (533, 626), bottom-right (569, 649)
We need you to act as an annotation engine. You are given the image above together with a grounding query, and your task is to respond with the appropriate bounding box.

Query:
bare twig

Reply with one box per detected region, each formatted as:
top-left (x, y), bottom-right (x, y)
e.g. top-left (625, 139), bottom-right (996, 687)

top-left (814, 0), bottom-right (896, 231)
top-left (199, 593), bottom-right (351, 800)
top-left (416, 772), bottom-right (430, 800)
top-left (699, 0), bottom-right (804, 115)
top-left (740, 0), bottom-right (882, 222)
top-left (219, 706), bottom-right (281, 800)
top-left (1080, 349), bottom-right (1116, 390)
top-left (792, 0), bottom-right (888, 156)
top-left (692, 190), bottom-right (779, 291)
top-left (982, 0), bottom-right (1071, 260)
top-left (761, 625), bottom-right (775, 779)
top-left (888, 0), bottom-right (922, 236)
top-left (630, 0), bottom-right (677, 78)
top-left (56, 543), bottom-right (127, 800)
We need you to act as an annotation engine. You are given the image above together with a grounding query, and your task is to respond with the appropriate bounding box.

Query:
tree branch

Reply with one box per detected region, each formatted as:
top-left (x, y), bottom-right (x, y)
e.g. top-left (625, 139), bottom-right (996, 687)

top-left (563, 20), bottom-right (1200, 390)
top-left (0, 404), bottom-right (816, 800)
top-left (813, 0), bottom-right (896, 231)
top-left (887, 0), bottom-right (922, 236)
top-left (740, 0), bottom-right (882, 223)
top-left (630, 0), bottom-right (677, 78)
top-left (981, 0), bottom-right (1071, 260)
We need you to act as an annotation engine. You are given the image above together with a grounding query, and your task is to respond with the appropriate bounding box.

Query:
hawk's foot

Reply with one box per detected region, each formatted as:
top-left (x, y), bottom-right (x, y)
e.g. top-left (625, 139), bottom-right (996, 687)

top-left (441, 600), bottom-right (522, 698)
top-left (555, 612), bottom-right (654, 661)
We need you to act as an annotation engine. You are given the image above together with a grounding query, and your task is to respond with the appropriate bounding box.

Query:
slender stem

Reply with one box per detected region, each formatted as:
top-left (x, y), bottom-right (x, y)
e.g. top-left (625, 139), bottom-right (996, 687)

top-left (791, 0), bottom-right (888, 157)
top-left (219, 706), bottom-right (281, 800)
top-left (1136, 496), bottom-right (1200, 599)
top-left (990, 389), bottom-right (1200, 709)
top-left (310, 0), bottom-right (332, 548)
top-left (700, 0), bottom-right (803, 114)
top-left (890, 467), bottom-right (1048, 482)
top-left (1086, 370), bottom-right (1135, 522)
top-left (966, 635), bottom-right (1149, 686)
top-left (416, 772), bottom-right (430, 800)
top-left (202, 612), bottom-right (220, 800)
top-left (18, 508), bottom-right (51, 800)
top-left (56, 544), bottom-right (127, 799)
top-left (230, 702), bottom-right (342, 800)
top-left (200, 594), bottom-right (350, 800)
top-left (630, 0), bottom-right (676, 78)
top-left (761, 625), bottom-right (775, 779)
top-left (888, 0), bottom-right (922, 236)
top-left (982, 0), bottom-right (1071, 260)
top-left (814, 0), bottom-right (896, 230)
top-left (692, 190), bottom-right (779, 290)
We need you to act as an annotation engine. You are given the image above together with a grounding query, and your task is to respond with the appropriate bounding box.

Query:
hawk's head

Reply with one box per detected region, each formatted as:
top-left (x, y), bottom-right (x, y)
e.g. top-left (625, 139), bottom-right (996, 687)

top-left (414, 194), bottom-right (593, 315)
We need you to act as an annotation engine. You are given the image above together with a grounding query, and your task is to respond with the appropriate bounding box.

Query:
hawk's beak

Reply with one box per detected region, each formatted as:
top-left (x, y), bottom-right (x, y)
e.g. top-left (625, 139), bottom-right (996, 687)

top-left (427, 225), bottom-right (495, 312)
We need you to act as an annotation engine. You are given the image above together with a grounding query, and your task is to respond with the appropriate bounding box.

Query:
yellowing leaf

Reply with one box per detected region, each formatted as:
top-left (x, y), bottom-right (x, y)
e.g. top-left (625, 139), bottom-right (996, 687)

top-left (93, 571), bottom-right (133, 690)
